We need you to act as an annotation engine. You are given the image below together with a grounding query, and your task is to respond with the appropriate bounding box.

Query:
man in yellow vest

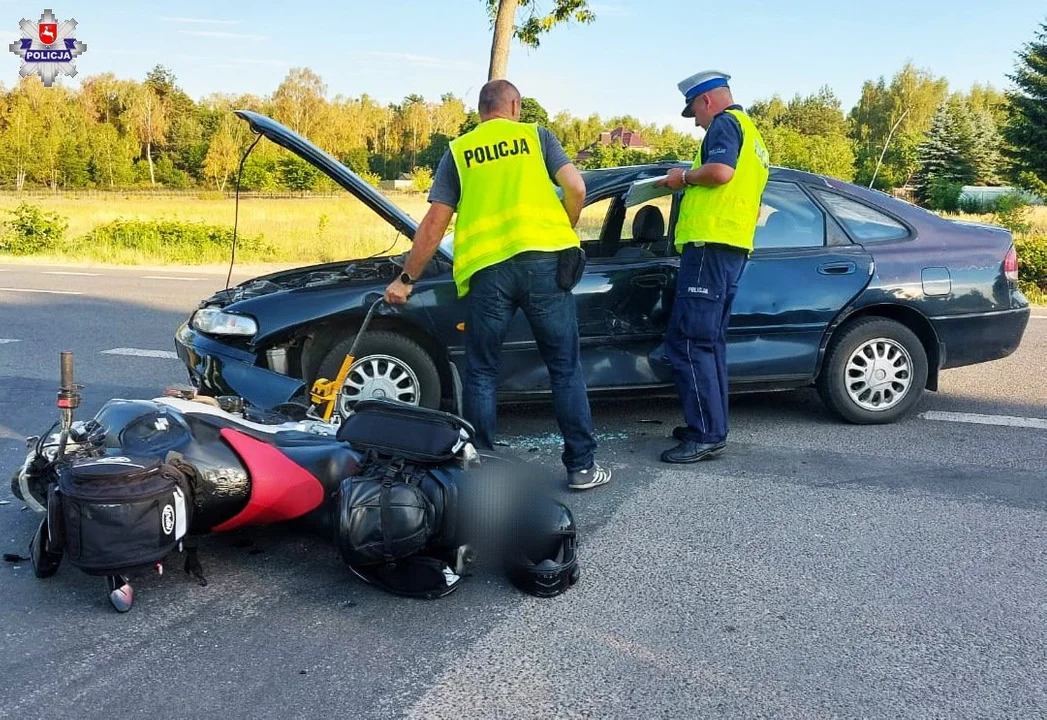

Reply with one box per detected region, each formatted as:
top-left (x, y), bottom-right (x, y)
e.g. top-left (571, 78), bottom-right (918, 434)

top-left (653, 70), bottom-right (770, 463)
top-left (383, 79), bottom-right (611, 490)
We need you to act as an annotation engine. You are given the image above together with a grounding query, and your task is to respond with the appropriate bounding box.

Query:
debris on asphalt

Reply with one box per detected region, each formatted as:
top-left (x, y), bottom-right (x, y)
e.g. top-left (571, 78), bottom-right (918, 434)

top-left (638, 419), bottom-right (663, 424)
top-left (4, 553), bottom-right (30, 563)
top-left (0, 500), bottom-right (10, 506)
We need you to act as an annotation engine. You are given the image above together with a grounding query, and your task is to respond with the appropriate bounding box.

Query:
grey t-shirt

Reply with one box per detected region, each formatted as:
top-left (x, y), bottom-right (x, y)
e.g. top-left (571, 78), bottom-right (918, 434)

top-left (427, 126), bottom-right (572, 207)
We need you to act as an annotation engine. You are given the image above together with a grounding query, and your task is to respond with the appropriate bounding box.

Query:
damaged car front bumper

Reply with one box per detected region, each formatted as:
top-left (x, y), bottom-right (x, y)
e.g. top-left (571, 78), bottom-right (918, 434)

top-left (174, 322), bottom-right (306, 410)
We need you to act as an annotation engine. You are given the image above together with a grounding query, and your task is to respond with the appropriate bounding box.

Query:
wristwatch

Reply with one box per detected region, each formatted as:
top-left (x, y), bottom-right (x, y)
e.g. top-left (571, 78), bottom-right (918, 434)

top-left (399, 271), bottom-right (415, 285)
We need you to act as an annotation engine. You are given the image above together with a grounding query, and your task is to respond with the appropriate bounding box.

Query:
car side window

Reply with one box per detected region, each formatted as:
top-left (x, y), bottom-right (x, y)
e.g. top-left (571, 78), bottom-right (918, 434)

top-left (810, 189), bottom-right (909, 242)
top-left (574, 197), bottom-right (614, 243)
top-left (619, 196), bottom-right (674, 257)
top-left (753, 181), bottom-right (826, 250)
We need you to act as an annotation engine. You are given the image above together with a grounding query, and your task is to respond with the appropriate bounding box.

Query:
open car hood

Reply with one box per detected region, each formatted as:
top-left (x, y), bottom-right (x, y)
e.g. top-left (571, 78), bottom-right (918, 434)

top-left (234, 110), bottom-right (418, 240)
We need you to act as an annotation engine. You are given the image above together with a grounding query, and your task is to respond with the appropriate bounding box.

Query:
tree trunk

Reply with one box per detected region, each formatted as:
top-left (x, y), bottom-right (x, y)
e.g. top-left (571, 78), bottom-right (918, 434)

top-left (146, 141), bottom-right (155, 186)
top-left (488, 0), bottom-right (519, 81)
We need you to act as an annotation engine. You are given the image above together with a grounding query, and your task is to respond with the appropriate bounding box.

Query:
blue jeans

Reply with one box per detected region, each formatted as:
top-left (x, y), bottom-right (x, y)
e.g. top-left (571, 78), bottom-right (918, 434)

top-left (463, 251), bottom-right (597, 473)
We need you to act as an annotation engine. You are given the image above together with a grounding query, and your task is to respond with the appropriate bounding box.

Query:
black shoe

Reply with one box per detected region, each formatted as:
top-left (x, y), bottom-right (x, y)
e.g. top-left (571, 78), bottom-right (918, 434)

top-left (660, 440), bottom-right (726, 464)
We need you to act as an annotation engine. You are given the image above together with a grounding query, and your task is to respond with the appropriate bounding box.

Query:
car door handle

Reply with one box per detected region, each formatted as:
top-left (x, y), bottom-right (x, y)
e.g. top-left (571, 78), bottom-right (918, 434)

top-left (818, 261), bottom-right (856, 275)
top-left (632, 273), bottom-right (669, 288)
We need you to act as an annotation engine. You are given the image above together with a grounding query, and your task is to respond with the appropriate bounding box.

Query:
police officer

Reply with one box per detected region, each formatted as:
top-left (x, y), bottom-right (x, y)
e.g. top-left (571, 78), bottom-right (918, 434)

top-left (654, 70), bottom-right (770, 463)
top-left (383, 79), bottom-right (611, 491)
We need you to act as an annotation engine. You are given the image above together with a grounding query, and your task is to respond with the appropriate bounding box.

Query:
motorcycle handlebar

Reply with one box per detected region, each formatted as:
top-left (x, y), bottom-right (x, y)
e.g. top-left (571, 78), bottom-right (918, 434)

top-left (60, 351), bottom-right (74, 391)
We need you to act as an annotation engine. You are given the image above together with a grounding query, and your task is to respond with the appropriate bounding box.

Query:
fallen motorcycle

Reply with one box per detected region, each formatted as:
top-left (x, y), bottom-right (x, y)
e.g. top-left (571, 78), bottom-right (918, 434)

top-left (10, 351), bottom-right (579, 612)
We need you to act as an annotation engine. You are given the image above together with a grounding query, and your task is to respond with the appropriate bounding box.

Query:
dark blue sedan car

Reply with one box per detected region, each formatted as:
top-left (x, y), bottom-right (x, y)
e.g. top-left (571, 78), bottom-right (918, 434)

top-left (174, 111), bottom-right (1031, 425)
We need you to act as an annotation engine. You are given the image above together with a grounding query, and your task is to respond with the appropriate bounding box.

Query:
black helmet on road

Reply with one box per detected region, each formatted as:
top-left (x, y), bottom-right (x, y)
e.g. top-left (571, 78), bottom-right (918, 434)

top-left (504, 499), bottom-right (580, 598)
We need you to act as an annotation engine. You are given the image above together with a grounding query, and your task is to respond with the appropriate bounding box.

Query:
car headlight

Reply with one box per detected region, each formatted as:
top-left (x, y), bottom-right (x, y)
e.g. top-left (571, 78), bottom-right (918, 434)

top-left (192, 307), bottom-right (258, 336)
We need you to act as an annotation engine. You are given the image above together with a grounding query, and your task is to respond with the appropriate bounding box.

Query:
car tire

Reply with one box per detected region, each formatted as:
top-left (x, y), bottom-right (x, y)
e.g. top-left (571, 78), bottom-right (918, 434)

top-left (817, 317), bottom-right (928, 425)
top-left (316, 330), bottom-right (441, 417)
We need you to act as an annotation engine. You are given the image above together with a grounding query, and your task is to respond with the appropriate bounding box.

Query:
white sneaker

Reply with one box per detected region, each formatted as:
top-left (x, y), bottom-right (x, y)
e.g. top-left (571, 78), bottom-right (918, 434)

top-left (568, 462), bottom-right (612, 490)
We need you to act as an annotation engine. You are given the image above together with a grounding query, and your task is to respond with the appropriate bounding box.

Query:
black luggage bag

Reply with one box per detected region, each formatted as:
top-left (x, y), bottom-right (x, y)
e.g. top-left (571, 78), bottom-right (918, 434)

top-left (54, 455), bottom-right (193, 575)
top-left (333, 399), bottom-right (472, 597)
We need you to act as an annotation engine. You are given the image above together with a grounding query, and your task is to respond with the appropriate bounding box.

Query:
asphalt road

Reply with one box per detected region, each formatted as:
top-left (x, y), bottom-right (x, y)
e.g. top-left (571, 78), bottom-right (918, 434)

top-left (1, 261), bottom-right (1046, 719)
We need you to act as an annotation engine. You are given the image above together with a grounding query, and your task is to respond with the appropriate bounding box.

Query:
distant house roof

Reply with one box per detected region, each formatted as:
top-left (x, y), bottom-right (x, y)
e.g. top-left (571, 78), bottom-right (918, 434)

top-left (602, 126), bottom-right (649, 149)
top-left (575, 125), bottom-right (651, 161)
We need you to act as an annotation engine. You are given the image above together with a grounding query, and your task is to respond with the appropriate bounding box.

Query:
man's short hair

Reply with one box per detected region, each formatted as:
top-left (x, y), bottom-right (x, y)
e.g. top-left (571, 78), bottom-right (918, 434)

top-left (478, 79), bottom-right (521, 115)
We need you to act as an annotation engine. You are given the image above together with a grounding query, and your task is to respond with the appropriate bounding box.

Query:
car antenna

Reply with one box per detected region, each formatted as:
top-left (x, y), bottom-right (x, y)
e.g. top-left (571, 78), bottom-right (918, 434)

top-left (226, 131), bottom-right (264, 291)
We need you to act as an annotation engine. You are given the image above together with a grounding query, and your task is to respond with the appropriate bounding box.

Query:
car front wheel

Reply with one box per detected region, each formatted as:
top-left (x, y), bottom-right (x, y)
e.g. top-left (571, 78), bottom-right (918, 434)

top-left (315, 330), bottom-right (442, 419)
top-left (817, 317), bottom-right (928, 424)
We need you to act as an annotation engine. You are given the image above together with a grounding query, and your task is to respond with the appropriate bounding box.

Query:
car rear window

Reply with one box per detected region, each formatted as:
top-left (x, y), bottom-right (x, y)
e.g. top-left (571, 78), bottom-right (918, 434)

top-left (811, 189), bottom-right (909, 243)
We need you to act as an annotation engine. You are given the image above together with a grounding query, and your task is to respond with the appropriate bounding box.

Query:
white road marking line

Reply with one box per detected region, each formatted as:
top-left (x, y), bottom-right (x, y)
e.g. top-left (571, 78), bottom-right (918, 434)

top-left (1031, 314), bottom-right (1047, 319)
top-left (141, 276), bottom-right (201, 281)
top-left (0, 286), bottom-right (82, 295)
top-left (0, 339), bottom-right (21, 344)
top-left (100, 347), bottom-right (179, 359)
top-left (42, 271), bottom-right (100, 276)
top-left (920, 410), bottom-right (1047, 430)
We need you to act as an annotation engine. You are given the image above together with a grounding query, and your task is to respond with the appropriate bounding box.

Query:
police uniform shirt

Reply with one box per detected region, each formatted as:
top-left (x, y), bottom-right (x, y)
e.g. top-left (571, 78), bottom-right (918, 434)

top-left (700, 104), bottom-right (745, 168)
top-left (428, 127), bottom-right (572, 207)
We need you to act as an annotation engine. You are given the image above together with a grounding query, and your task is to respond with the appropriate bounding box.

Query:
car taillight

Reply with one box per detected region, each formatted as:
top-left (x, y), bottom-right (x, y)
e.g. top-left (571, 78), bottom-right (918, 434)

top-left (1004, 245), bottom-right (1019, 282)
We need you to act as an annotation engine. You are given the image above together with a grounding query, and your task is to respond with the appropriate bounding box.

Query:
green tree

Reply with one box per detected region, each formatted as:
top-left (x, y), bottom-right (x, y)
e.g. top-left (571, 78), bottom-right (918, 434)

top-left (87, 123), bottom-right (136, 188)
top-left (849, 63), bottom-right (949, 189)
top-left (272, 67), bottom-right (327, 138)
top-left (1002, 18), bottom-right (1047, 192)
top-left (126, 83), bottom-right (169, 186)
top-left (913, 96), bottom-right (977, 206)
top-left (485, 0), bottom-right (595, 80)
top-left (967, 83), bottom-right (1009, 126)
top-left (750, 87), bottom-right (855, 180)
top-left (969, 107), bottom-right (1004, 185)
top-left (432, 93), bottom-right (467, 137)
top-left (203, 113), bottom-right (240, 192)
top-left (397, 94), bottom-right (431, 171)
top-left (520, 96), bottom-right (549, 125)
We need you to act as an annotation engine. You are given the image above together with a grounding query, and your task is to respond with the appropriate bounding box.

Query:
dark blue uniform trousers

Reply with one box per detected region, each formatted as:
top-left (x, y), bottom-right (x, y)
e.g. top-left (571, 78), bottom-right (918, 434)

top-left (665, 241), bottom-right (748, 444)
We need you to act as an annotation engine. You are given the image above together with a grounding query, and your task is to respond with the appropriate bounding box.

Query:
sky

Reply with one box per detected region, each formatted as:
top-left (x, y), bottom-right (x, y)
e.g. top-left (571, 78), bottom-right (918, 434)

top-left (0, 0), bottom-right (1043, 138)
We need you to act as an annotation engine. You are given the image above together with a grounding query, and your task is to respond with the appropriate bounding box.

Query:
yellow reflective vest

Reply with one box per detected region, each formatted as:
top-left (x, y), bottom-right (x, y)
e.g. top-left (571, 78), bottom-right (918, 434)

top-left (448, 118), bottom-right (579, 297)
top-left (675, 108), bottom-right (770, 253)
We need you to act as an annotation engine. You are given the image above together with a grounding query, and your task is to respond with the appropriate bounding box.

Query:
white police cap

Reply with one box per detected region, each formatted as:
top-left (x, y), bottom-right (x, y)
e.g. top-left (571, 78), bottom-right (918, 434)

top-left (678, 70), bottom-right (731, 117)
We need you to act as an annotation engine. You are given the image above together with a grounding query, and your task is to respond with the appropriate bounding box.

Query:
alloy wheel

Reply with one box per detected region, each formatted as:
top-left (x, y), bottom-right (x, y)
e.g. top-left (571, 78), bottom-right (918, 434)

top-left (337, 353), bottom-right (421, 416)
top-left (844, 337), bottom-right (913, 412)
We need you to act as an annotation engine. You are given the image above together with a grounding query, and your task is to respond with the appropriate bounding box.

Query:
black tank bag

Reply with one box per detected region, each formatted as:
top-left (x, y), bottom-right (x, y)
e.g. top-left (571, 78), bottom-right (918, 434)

top-left (54, 455), bottom-right (193, 576)
top-left (334, 398), bottom-right (473, 463)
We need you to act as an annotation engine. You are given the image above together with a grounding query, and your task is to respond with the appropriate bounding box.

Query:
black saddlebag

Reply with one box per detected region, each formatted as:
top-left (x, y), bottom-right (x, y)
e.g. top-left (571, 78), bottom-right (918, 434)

top-left (55, 455), bottom-right (193, 576)
top-left (335, 452), bottom-right (462, 568)
top-left (335, 399), bottom-right (473, 463)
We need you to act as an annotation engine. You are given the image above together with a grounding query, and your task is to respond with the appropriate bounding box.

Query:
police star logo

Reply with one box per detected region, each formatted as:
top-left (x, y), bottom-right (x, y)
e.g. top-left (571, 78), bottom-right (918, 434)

top-left (9, 8), bottom-right (87, 87)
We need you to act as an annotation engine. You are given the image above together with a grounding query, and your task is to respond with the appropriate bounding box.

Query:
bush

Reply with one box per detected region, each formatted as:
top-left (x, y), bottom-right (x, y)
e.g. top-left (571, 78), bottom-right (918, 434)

top-left (958, 194), bottom-right (995, 214)
top-left (0, 203), bottom-right (68, 255)
top-left (1016, 234), bottom-right (1047, 297)
top-left (82, 219), bottom-right (272, 263)
top-left (278, 156), bottom-right (321, 192)
top-left (993, 192), bottom-right (1033, 235)
top-left (359, 170), bottom-right (381, 188)
top-left (926, 179), bottom-right (963, 212)
top-left (411, 166), bottom-right (434, 193)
